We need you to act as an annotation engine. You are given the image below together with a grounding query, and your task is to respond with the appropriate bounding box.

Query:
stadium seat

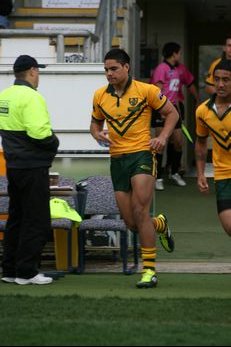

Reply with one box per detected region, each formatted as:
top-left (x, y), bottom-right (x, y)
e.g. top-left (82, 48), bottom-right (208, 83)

top-left (0, 174), bottom-right (79, 273)
top-left (76, 175), bottom-right (139, 274)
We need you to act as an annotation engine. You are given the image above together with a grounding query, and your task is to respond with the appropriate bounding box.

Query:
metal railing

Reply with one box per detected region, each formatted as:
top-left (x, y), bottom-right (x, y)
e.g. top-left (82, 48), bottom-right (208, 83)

top-left (95, 0), bottom-right (124, 61)
top-left (0, 29), bottom-right (99, 62)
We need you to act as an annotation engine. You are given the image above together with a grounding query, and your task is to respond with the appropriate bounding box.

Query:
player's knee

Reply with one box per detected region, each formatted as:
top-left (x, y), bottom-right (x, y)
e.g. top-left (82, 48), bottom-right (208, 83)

top-left (125, 220), bottom-right (137, 231)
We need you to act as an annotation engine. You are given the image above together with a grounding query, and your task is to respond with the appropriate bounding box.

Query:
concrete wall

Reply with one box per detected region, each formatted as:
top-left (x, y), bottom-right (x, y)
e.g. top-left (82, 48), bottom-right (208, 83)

top-left (0, 38), bottom-right (56, 64)
top-left (0, 63), bottom-right (107, 152)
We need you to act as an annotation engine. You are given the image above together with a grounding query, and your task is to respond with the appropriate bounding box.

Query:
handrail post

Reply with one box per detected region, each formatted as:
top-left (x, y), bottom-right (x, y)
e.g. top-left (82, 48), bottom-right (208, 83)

top-left (56, 34), bottom-right (65, 63)
top-left (83, 37), bottom-right (91, 62)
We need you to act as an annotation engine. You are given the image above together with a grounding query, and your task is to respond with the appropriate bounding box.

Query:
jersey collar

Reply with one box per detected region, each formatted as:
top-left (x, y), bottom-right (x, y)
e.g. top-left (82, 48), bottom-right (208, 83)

top-left (206, 94), bottom-right (217, 109)
top-left (163, 60), bottom-right (177, 69)
top-left (14, 79), bottom-right (34, 90)
top-left (106, 75), bottom-right (132, 96)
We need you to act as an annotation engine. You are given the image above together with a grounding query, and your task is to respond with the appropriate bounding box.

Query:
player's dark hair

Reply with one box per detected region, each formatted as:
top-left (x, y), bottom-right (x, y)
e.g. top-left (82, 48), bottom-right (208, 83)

top-left (104, 48), bottom-right (130, 65)
top-left (221, 35), bottom-right (231, 58)
top-left (214, 59), bottom-right (231, 75)
top-left (162, 42), bottom-right (181, 59)
top-left (224, 34), bottom-right (231, 43)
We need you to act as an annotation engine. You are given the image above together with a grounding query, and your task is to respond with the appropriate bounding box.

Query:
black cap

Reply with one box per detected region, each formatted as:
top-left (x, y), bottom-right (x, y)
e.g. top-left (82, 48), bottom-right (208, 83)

top-left (13, 55), bottom-right (47, 73)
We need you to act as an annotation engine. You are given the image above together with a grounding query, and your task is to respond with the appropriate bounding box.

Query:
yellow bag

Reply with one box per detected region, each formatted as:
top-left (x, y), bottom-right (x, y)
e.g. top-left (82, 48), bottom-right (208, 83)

top-left (50, 198), bottom-right (82, 225)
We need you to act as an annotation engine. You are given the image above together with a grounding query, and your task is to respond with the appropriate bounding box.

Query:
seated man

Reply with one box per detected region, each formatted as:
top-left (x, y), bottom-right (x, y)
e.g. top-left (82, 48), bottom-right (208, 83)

top-left (0, 0), bottom-right (13, 29)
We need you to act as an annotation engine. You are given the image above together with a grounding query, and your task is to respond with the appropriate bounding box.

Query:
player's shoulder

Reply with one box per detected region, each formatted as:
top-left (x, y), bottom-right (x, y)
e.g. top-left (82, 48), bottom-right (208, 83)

top-left (94, 84), bottom-right (108, 96)
top-left (209, 57), bottom-right (221, 69)
top-left (133, 79), bottom-right (149, 87)
top-left (212, 57), bottom-right (221, 64)
top-left (154, 61), bottom-right (169, 71)
top-left (177, 63), bottom-right (188, 71)
top-left (133, 79), bottom-right (160, 92)
top-left (196, 98), bottom-right (210, 113)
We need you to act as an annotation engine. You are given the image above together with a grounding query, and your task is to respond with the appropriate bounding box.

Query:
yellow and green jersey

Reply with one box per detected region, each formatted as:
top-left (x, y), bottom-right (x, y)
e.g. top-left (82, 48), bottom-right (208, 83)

top-left (195, 96), bottom-right (231, 180)
top-left (92, 77), bottom-right (167, 156)
top-left (205, 58), bottom-right (221, 86)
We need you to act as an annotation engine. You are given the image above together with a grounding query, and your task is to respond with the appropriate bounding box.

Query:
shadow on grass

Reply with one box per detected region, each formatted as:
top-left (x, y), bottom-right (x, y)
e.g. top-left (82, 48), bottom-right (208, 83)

top-left (0, 293), bottom-right (231, 346)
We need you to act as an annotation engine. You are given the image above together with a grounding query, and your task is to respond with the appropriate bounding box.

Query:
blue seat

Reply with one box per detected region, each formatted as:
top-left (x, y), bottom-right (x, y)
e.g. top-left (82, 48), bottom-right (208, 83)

top-left (76, 175), bottom-right (139, 274)
top-left (0, 175), bottom-right (78, 274)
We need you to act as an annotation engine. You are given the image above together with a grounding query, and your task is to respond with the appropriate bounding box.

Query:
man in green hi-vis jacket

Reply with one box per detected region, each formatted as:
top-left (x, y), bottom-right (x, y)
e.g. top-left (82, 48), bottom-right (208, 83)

top-left (0, 55), bottom-right (59, 285)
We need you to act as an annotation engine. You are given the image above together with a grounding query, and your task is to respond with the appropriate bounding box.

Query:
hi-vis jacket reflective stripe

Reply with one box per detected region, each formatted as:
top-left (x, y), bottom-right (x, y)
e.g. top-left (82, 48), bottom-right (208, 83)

top-left (0, 79), bottom-right (59, 168)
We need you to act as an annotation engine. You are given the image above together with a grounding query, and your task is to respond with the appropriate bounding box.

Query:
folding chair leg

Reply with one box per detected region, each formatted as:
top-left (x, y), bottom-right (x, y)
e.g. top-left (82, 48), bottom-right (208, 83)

top-left (67, 231), bottom-right (74, 273)
top-left (120, 231), bottom-right (129, 274)
top-left (120, 230), bottom-right (139, 275)
top-left (76, 232), bottom-right (85, 274)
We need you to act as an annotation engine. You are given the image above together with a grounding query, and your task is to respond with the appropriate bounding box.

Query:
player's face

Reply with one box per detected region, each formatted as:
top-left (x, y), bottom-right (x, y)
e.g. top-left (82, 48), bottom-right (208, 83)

top-left (104, 59), bottom-right (129, 86)
top-left (224, 39), bottom-right (231, 60)
top-left (214, 69), bottom-right (231, 97)
top-left (174, 50), bottom-right (182, 64)
top-left (28, 67), bottom-right (39, 89)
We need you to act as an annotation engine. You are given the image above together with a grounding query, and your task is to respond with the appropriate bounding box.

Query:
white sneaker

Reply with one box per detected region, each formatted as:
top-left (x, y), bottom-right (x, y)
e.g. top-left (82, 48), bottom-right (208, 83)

top-left (170, 173), bottom-right (186, 187)
top-left (1, 277), bottom-right (15, 283)
top-left (15, 274), bottom-right (53, 285)
top-left (155, 179), bottom-right (164, 191)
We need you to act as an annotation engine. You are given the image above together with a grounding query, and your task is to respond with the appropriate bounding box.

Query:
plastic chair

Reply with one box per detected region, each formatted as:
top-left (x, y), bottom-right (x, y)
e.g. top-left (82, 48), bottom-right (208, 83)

top-left (76, 175), bottom-right (139, 274)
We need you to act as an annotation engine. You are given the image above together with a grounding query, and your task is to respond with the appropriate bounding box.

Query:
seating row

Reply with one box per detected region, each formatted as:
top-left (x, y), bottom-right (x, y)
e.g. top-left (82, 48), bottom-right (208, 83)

top-left (0, 175), bottom-right (139, 275)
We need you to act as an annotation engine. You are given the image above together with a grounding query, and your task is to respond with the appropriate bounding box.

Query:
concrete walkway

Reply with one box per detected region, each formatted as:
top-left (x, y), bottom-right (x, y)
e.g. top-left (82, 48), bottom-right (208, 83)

top-left (157, 262), bottom-right (231, 274)
top-left (84, 261), bottom-right (231, 274)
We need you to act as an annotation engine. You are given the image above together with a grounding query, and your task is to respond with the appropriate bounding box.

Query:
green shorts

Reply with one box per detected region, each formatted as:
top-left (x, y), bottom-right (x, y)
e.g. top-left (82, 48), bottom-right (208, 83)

top-left (215, 178), bottom-right (231, 213)
top-left (110, 150), bottom-right (156, 192)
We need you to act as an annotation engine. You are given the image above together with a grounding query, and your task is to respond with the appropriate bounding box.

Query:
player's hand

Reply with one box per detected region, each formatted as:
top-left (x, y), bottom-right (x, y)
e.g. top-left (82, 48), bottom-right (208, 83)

top-left (98, 130), bottom-right (113, 147)
top-left (149, 136), bottom-right (166, 153)
top-left (197, 175), bottom-right (209, 194)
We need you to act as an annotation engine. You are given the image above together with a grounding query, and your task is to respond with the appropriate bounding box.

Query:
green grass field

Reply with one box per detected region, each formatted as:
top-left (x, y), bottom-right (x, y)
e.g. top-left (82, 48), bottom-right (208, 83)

top-left (1, 273), bottom-right (231, 346)
top-left (155, 176), bottom-right (231, 262)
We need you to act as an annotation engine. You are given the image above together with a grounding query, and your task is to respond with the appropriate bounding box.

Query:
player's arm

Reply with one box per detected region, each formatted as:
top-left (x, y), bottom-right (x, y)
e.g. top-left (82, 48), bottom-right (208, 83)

top-left (90, 91), bottom-right (112, 145)
top-left (182, 66), bottom-right (200, 105)
top-left (155, 81), bottom-right (163, 90)
top-left (188, 83), bottom-right (200, 106)
top-left (195, 136), bottom-right (209, 193)
top-left (90, 118), bottom-right (112, 145)
top-left (90, 117), bottom-right (104, 140)
top-left (150, 100), bottom-right (179, 153)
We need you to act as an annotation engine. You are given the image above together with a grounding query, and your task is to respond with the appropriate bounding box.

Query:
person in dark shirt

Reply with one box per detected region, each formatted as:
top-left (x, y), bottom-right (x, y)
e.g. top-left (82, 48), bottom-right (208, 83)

top-left (0, 0), bottom-right (13, 29)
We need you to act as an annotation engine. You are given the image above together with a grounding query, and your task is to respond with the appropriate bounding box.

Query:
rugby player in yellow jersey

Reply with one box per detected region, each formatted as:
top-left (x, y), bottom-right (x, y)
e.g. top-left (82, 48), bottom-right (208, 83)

top-left (205, 35), bottom-right (231, 95)
top-left (90, 48), bottom-right (179, 288)
top-left (195, 59), bottom-right (231, 237)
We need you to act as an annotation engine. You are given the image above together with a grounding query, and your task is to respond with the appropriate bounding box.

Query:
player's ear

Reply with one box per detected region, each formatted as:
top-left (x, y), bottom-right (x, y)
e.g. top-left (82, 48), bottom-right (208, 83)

top-left (124, 63), bottom-right (130, 72)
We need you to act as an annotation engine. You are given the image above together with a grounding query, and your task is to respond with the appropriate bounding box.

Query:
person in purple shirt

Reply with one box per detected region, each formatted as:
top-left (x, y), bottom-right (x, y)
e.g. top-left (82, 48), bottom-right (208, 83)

top-left (150, 42), bottom-right (199, 190)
